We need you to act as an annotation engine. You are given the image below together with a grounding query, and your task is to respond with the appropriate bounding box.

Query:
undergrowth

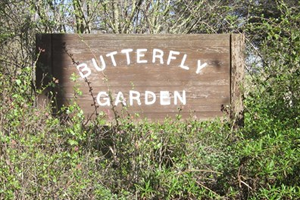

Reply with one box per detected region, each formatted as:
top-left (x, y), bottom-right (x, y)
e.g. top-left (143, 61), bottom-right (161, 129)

top-left (1, 65), bottom-right (300, 199)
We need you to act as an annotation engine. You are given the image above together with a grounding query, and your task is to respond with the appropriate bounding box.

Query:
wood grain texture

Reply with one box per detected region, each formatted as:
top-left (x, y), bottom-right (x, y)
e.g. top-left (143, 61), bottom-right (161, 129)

top-left (36, 34), bottom-right (244, 122)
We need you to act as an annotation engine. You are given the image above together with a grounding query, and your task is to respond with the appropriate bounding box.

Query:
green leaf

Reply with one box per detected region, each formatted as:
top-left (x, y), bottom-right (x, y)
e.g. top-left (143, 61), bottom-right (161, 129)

top-left (68, 139), bottom-right (78, 146)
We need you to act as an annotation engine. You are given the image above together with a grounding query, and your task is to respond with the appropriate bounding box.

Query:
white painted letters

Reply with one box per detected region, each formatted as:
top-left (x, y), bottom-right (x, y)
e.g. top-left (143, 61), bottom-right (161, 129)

top-left (145, 91), bottom-right (156, 105)
top-left (129, 90), bottom-right (142, 106)
top-left (92, 55), bottom-right (106, 71)
top-left (77, 48), bottom-right (208, 109)
top-left (136, 49), bottom-right (148, 64)
top-left (106, 51), bottom-right (118, 66)
top-left (97, 91), bottom-right (110, 106)
top-left (121, 49), bottom-right (133, 65)
top-left (179, 54), bottom-right (189, 70)
top-left (174, 90), bottom-right (186, 105)
top-left (160, 91), bottom-right (171, 105)
top-left (95, 90), bottom-right (186, 107)
top-left (196, 60), bottom-right (208, 74)
top-left (76, 48), bottom-right (209, 75)
top-left (77, 63), bottom-right (91, 78)
top-left (114, 91), bottom-right (126, 106)
top-left (152, 49), bottom-right (164, 64)
top-left (167, 50), bottom-right (180, 65)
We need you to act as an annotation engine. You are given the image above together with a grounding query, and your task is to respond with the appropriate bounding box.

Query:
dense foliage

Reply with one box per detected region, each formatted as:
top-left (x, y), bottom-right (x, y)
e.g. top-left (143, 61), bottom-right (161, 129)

top-left (1, 0), bottom-right (300, 199)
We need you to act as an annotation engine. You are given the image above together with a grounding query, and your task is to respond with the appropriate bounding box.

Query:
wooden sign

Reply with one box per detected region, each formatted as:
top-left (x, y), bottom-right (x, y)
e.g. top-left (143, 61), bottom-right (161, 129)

top-left (36, 34), bottom-right (244, 121)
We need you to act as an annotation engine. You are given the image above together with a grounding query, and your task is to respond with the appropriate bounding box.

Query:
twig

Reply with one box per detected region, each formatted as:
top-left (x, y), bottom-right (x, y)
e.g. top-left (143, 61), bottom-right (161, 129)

top-left (177, 169), bottom-right (222, 175)
top-left (195, 180), bottom-right (223, 199)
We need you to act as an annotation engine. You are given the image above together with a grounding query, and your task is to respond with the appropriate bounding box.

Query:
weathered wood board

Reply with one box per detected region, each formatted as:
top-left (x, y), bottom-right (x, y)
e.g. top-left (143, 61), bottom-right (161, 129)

top-left (36, 34), bottom-right (244, 121)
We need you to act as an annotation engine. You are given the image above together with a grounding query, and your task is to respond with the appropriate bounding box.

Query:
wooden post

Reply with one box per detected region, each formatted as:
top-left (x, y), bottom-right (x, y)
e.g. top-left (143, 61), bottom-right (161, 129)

top-left (36, 34), bottom-right (53, 107)
top-left (230, 34), bottom-right (245, 126)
